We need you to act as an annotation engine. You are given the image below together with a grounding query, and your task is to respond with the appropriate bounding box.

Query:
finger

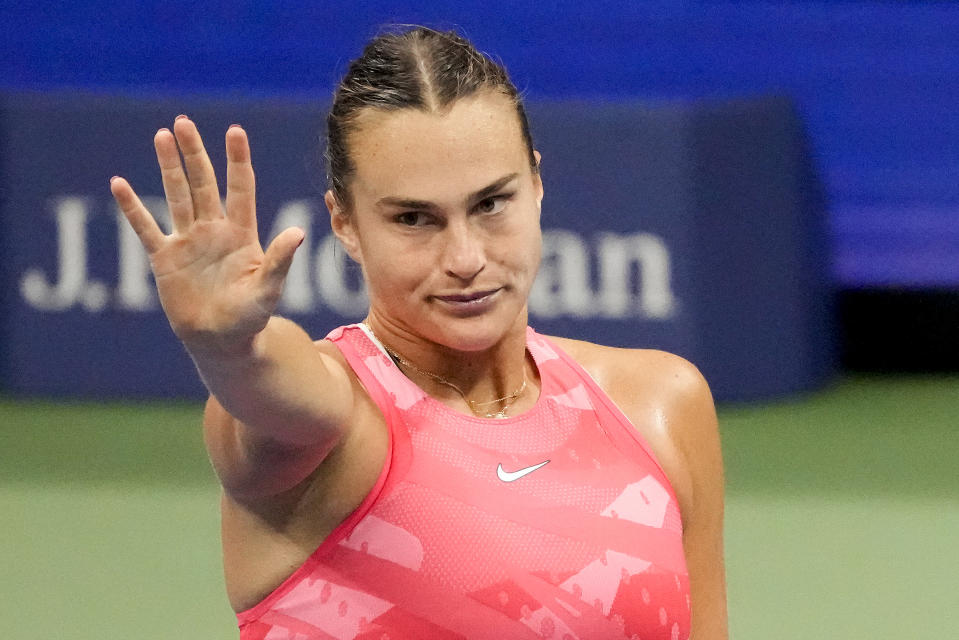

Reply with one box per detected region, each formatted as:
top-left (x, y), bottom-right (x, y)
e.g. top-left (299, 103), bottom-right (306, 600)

top-left (257, 227), bottom-right (305, 307)
top-left (154, 128), bottom-right (195, 233)
top-left (225, 125), bottom-right (257, 230)
top-left (110, 176), bottom-right (166, 254)
top-left (172, 116), bottom-right (223, 221)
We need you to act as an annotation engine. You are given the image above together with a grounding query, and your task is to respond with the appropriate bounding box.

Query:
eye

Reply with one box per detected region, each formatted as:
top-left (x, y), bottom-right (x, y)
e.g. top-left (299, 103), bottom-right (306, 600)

top-left (476, 195), bottom-right (509, 215)
top-left (395, 211), bottom-right (429, 227)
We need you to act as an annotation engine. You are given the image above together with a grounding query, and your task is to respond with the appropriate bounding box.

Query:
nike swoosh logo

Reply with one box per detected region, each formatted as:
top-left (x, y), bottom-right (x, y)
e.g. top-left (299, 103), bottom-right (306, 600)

top-left (497, 460), bottom-right (550, 482)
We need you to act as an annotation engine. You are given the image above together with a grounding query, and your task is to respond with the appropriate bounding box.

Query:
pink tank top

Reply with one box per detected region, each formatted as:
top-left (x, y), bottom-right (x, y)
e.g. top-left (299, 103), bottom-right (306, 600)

top-left (237, 324), bottom-right (690, 640)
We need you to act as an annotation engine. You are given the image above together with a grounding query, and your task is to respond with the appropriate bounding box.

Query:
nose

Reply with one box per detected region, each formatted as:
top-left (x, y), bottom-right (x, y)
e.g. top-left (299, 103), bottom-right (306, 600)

top-left (442, 218), bottom-right (486, 281)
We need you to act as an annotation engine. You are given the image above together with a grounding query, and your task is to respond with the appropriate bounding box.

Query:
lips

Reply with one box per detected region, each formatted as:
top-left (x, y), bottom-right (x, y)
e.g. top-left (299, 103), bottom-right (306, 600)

top-left (432, 288), bottom-right (502, 315)
top-left (434, 289), bottom-right (499, 303)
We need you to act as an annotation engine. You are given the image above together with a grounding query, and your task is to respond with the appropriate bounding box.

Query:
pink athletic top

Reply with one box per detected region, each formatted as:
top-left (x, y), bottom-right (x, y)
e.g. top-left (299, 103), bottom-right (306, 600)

top-left (237, 324), bottom-right (690, 640)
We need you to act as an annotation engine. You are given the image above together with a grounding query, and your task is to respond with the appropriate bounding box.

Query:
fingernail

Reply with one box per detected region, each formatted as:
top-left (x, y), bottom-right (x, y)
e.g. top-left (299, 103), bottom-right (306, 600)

top-left (175, 114), bottom-right (188, 121)
top-left (229, 123), bottom-right (242, 130)
top-left (157, 127), bottom-right (170, 133)
top-left (110, 175), bottom-right (119, 183)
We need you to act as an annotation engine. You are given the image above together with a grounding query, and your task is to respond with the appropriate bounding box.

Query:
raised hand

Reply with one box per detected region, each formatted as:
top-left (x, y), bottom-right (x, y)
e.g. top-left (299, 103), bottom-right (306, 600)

top-left (110, 116), bottom-right (304, 355)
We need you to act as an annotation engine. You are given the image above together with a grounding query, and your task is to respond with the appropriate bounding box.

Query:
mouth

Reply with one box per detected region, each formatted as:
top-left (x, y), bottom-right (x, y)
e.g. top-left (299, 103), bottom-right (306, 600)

top-left (435, 289), bottom-right (500, 304)
top-left (432, 288), bottom-right (502, 314)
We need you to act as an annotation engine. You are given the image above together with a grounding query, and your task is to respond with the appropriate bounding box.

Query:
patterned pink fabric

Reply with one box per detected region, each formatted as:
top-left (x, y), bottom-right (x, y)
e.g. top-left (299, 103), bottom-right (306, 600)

top-left (237, 325), bottom-right (690, 640)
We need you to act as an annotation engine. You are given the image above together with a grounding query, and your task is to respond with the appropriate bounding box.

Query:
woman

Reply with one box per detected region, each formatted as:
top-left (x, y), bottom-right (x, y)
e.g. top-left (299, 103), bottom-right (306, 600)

top-left (111, 27), bottom-right (727, 640)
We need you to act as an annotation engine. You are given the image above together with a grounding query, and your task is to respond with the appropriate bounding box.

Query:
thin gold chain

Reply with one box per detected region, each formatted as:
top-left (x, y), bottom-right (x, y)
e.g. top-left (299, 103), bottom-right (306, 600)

top-left (367, 325), bottom-right (527, 418)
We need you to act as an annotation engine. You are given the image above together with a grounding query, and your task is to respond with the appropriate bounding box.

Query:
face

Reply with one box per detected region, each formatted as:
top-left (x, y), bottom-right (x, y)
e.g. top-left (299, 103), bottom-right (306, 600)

top-left (327, 91), bottom-right (544, 352)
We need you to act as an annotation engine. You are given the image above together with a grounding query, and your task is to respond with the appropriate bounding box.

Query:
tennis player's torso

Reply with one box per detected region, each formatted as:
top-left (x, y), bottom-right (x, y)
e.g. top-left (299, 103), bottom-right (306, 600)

top-left (223, 326), bottom-right (691, 640)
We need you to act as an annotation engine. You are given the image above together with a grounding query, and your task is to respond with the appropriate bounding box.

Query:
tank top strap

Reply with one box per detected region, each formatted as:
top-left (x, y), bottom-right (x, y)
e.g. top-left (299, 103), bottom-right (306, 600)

top-left (528, 328), bottom-right (680, 505)
top-left (324, 324), bottom-right (429, 420)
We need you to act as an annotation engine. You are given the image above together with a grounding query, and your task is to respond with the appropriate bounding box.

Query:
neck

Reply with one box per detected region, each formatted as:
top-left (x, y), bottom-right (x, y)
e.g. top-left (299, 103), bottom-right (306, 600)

top-left (363, 312), bottom-right (534, 413)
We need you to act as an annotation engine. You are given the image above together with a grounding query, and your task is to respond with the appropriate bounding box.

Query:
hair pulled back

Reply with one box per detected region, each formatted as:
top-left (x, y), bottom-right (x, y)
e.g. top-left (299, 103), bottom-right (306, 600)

top-left (326, 26), bottom-right (536, 209)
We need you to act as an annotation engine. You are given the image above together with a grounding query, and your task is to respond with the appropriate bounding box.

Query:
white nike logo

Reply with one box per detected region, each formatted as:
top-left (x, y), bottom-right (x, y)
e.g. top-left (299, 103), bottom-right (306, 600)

top-left (497, 460), bottom-right (550, 482)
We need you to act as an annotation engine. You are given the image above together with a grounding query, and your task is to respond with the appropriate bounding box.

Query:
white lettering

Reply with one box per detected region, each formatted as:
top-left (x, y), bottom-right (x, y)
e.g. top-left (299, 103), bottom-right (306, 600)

top-left (529, 230), bottom-right (676, 320)
top-left (17, 197), bottom-right (677, 321)
top-left (596, 232), bottom-right (676, 319)
top-left (20, 197), bottom-right (108, 312)
top-left (271, 200), bottom-right (316, 313)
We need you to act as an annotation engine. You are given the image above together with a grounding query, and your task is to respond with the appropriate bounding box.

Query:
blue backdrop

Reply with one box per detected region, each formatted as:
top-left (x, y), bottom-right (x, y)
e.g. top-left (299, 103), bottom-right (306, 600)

top-left (4, 1), bottom-right (957, 287)
top-left (0, 92), bottom-right (832, 401)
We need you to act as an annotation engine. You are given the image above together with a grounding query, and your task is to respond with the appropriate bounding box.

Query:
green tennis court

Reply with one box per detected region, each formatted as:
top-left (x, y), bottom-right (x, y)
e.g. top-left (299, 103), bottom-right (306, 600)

top-left (3, 375), bottom-right (957, 638)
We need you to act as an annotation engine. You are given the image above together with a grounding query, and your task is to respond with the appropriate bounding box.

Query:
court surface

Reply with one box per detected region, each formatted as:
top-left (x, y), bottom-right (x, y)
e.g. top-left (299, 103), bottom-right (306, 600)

top-left (2, 375), bottom-right (957, 638)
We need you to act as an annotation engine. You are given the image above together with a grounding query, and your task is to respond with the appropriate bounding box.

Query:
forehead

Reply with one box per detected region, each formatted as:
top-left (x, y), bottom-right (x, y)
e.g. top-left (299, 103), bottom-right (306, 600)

top-left (347, 92), bottom-right (529, 203)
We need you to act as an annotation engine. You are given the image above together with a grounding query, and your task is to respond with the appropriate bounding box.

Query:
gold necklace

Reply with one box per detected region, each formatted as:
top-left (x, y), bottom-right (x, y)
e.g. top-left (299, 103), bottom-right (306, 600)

top-left (367, 326), bottom-right (527, 419)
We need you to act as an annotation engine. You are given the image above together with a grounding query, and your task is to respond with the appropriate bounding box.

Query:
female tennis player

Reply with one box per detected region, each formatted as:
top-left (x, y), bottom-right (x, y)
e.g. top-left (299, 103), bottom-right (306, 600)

top-left (110, 26), bottom-right (726, 640)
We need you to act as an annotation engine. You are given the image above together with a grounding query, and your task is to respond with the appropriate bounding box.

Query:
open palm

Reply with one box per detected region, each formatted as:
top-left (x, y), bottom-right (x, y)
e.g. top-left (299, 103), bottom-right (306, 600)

top-left (110, 116), bottom-right (303, 353)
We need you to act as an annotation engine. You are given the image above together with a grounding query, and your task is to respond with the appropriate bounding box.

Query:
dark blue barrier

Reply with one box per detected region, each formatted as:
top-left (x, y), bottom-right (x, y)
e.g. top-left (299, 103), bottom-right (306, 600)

top-left (0, 92), bottom-right (834, 401)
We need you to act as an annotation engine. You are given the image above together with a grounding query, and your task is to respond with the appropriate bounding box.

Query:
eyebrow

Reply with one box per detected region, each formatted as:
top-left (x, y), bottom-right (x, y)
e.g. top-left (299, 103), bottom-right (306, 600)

top-left (376, 173), bottom-right (520, 210)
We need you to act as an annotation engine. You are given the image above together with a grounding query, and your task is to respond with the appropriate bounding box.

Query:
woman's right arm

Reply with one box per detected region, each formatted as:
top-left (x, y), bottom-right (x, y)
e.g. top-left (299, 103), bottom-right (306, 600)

top-left (110, 116), bottom-right (353, 497)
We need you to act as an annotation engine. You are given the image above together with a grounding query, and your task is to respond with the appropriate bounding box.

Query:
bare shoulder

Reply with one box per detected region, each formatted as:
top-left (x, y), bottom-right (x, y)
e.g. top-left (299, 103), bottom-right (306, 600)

top-left (546, 336), bottom-right (715, 426)
top-left (546, 335), bottom-right (720, 514)
top-left (547, 336), bottom-right (711, 404)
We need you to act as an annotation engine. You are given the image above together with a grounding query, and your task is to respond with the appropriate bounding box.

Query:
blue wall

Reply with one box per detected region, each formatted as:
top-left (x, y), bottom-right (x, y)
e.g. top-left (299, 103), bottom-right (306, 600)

top-left (0, 93), bottom-right (832, 400)
top-left (4, 1), bottom-right (958, 287)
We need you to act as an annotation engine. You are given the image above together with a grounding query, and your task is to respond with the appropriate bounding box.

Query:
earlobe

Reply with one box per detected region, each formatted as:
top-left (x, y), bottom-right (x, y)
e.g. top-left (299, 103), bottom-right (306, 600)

top-left (325, 190), bottom-right (363, 263)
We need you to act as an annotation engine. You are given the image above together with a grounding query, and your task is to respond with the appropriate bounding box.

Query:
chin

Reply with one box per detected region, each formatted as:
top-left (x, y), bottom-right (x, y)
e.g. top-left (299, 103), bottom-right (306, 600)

top-left (444, 332), bottom-right (502, 353)
top-left (426, 308), bottom-right (526, 353)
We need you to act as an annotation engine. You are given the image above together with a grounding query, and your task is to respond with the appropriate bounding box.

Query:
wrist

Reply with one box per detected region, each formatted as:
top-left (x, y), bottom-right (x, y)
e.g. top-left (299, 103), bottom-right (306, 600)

top-left (181, 326), bottom-right (264, 367)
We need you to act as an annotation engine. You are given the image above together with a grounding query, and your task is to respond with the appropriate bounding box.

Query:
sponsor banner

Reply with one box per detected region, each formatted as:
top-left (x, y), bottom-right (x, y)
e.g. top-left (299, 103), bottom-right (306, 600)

top-left (0, 93), bottom-right (833, 400)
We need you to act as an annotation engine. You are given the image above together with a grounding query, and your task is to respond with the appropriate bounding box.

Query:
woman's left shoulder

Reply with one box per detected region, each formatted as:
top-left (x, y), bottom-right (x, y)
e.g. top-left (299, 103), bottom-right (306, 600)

top-left (546, 335), bottom-right (721, 512)
top-left (545, 335), bottom-right (715, 419)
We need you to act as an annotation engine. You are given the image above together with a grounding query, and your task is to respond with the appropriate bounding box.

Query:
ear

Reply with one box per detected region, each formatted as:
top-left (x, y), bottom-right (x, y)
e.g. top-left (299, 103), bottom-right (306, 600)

top-left (532, 150), bottom-right (544, 207)
top-left (325, 190), bottom-right (363, 264)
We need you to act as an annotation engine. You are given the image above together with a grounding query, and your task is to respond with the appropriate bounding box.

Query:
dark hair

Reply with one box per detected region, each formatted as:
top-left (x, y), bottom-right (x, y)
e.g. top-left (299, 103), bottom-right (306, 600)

top-left (325, 26), bottom-right (536, 210)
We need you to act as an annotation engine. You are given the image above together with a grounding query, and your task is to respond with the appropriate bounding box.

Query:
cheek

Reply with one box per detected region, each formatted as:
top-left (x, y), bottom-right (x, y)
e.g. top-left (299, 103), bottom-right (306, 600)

top-left (492, 222), bottom-right (542, 283)
top-left (509, 214), bottom-right (542, 263)
top-left (521, 235), bottom-right (543, 281)
top-left (361, 244), bottom-right (431, 302)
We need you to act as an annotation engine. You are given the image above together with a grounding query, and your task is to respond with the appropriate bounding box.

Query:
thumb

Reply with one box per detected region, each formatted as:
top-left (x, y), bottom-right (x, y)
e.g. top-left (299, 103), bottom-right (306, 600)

top-left (258, 226), bottom-right (305, 300)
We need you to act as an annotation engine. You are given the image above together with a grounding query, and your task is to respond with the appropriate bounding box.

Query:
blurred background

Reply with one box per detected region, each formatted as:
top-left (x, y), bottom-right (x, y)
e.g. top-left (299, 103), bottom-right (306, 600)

top-left (1, 1), bottom-right (957, 638)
